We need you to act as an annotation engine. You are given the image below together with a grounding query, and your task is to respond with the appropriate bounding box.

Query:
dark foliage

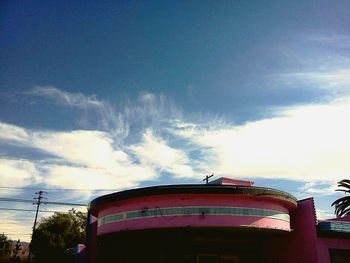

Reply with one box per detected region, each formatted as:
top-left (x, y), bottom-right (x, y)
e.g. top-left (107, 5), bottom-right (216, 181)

top-left (30, 209), bottom-right (86, 263)
top-left (0, 233), bottom-right (12, 257)
top-left (332, 179), bottom-right (350, 217)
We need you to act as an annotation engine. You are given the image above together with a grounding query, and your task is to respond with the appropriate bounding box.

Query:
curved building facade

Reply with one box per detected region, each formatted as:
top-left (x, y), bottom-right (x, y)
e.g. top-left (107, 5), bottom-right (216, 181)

top-left (83, 178), bottom-right (350, 263)
top-left (92, 179), bottom-right (297, 235)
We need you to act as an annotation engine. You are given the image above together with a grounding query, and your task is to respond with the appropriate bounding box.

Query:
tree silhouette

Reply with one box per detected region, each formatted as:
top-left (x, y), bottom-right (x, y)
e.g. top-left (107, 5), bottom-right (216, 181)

top-left (332, 179), bottom-right (350, 217)
top-left (30, 209), bottom-right (86, 263)
top-left (0, 233), bottom-right (12, 257)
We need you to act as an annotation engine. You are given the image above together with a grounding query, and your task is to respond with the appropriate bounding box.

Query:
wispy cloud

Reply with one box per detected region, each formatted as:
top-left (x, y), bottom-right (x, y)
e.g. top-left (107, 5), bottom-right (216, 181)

top-left (279, 69), bottom-right (350, 93)
top-left (300, 181), bottom-right (337, 196)
top-left (0, 212), bottom-right (33, 237)
top-left (0, 89), bottom-right (190, 193)
top-left (316, 208), bottom-right (336, 220)
top-left (0, 122), bottom-right (29, 143)
top-left (26, 86), bottom-right (129, 143)
top-left (271, 33), bottom-right (350, 95)
top-left (25, 86), bottom-right (182, 145)
top-left (129, 129), bottom-right (198, 178)
top-left (29, 86), bottom-right (103, 108)
top-left (302, 33), bottom-right (350, 48)
top-left (0, 158), bottom-right (43, 188)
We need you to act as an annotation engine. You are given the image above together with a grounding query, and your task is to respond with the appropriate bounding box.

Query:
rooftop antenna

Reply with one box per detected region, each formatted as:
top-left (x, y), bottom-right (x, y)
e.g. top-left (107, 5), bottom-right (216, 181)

top-left (203, 173), bottom-right (214, 184)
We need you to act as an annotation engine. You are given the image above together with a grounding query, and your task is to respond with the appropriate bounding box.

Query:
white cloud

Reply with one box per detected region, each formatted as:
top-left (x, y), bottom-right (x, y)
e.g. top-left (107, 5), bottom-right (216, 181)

top-left (172, 97), bottom-right (350, 183)
top-left (270, 33), bottom-right (350, 95)
top-left (26, 87), bottom-right (183, 145)
top-left (0, 214), bottom-right (33, 242)
top-left (0, 122), bottom-right (157, 192)
top-left (0, 159), bottom-right (43, 187)
top-left (29, 86), bottom-right (103, 108)
top-left (300, 181), bottom-right (337, 196)
top-left (0, 122), bottom-right (29, 143)
top-left (2, 92), bottom-right (350, 189)
top-left (27, 86), bottom-right (129, 142)
top-left (44, 163), bottom-right (155, 191)
top-left (123, 91), bottom-right (181, 132)
top-left (0, 88), bottom-right (183, 193)
top-left (282, 69), bottom-right (350, 92)
top-left (2, 87), bottom-right (350, 190)
top-left (129, 129), bottom-right (198, 178)
top-left (31, 130), bottom-right (129, 168)
top-left (316, 209), bottom-right (335, 220)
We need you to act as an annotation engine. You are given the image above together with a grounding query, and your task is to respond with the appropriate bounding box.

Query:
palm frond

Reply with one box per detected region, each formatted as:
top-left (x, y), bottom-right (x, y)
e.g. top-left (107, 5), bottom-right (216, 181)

top-left (332, 179), bottom-right (350, 217)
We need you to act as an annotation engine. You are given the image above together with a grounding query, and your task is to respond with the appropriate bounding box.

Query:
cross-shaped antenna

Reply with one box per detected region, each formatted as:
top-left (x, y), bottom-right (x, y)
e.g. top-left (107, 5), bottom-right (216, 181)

top-left (203, 173), bottom-right (214, 184)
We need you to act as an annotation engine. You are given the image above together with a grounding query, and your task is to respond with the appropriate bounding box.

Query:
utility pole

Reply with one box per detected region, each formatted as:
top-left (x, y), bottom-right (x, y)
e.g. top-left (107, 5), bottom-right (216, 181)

top-left (32, 191), bottom-right (46, 232)
top-left (29, 191), bottom-right (46, 262)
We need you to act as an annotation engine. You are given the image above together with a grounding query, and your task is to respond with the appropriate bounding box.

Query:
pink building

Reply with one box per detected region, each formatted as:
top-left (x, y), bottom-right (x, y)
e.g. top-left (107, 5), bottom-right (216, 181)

top-left (83, 178), bottom-right (350, 263)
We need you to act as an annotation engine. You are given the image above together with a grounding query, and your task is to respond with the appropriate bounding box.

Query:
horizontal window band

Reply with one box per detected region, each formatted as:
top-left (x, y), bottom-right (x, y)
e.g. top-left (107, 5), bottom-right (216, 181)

top-left (98, 206), bottom-right (290, 227)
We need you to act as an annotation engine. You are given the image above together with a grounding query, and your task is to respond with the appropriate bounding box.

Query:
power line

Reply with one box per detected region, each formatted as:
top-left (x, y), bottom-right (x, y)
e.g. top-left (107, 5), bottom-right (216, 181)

top-left (0, 197), bottom-right (33, 203)
top-left (3, 234), bottom-right (33, 237)
top-left (2, 234), bottom-right (31, 236)
top-left (0, 207), bottom-right (69, 213)
top-left (0, 186), bottom-right (119, 192)
top-left (6, 233), bottom-right (31, 236)
top-left (45, 201), bottom-right (88, 207)
top-left (0, 197), bottom-right (87, 206)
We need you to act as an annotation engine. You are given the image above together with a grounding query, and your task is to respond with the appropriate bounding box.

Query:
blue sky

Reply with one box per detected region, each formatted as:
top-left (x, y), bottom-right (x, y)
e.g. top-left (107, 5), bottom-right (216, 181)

top-left (1, 0), bottom-right (350, 241)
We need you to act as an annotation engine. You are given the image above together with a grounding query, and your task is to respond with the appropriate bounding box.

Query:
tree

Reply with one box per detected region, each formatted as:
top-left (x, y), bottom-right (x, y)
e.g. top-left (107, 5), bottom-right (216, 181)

top-left (0, 233), bottom-right (12, 257)
top-left (30, 209), bottom-right (87, 263)
top-left (332, 179), bottom-right (350, 217)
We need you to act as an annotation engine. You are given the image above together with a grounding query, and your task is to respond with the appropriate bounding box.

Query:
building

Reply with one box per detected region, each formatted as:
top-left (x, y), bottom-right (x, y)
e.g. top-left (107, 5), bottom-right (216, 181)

top-left (83, 177), bottom-right (350, 263)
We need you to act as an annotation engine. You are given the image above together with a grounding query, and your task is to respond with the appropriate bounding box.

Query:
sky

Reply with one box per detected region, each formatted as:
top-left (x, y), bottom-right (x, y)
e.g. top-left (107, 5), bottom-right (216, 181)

top-left (1, 0), bottom-right (350, 242)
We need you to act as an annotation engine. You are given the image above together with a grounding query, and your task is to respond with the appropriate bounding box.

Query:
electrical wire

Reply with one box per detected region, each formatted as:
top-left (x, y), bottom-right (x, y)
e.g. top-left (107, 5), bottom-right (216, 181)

top-left (0, 197), bottom-right (33, 203)
top-left (2, 234), bottom-right (33, 237)
top-left (0, 186), bottom-right (119, 191)
top-left (45, 201), bottom-right (88, 207)
top-left (0, 207), bottom-right (69, 213)
top-left (0, 197), bottom-right (87, 206)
